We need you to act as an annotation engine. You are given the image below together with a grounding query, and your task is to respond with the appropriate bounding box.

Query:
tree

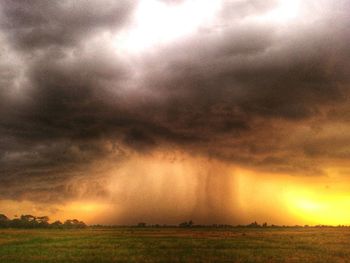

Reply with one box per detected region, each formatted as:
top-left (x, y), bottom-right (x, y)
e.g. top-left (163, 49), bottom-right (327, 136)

top-left (0, 214), bottom-right (8, 221)
top-left (247, 221), bottom-right (261, 228)
top-left (50, 220), bottom-right (63, 228)
top-left (64, 219), bottom-right (86, 228)
top-left (179, 220), bottom-right (194, 228)
top-left (20, 215), bottom-right (38, 228)
top-left (20, 215), bottom-right (36, 222)
top-left (10, 218), bottom-right (22, 228)
top-left (0, 213), bottom-right (87, 229)
top-left (37, 216), bottom-right (50, 227)
top-left (0, 214), bottom-right (9, 228)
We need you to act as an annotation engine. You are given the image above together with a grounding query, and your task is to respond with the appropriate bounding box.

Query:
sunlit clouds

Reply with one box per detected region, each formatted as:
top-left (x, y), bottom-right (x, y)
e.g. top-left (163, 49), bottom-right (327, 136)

top-left (114, 0), bottom-right (221, 54)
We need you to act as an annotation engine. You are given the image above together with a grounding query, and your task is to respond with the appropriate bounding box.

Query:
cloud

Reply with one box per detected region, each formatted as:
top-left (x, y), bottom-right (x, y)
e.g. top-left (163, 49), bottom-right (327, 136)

top-left (0, 0), bottom-right (349, 223)
top-left (0, 0), bottom-right (134, 51)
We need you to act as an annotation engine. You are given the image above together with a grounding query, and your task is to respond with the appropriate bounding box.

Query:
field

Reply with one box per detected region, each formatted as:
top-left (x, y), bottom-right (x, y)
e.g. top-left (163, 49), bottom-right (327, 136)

top-left (1, 227), bottom-right (350, 262)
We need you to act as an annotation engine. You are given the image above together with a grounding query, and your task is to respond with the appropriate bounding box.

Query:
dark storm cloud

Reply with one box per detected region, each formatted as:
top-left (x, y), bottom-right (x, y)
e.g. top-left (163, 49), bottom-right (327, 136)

top-left (0, 0), bottom-right (134, 51)
top-left (0, 0), bottom-right (137, 201)
top-left (145, 20), bottom-right (349, 120)
top-left (0, 0), bottom-right (349, 205)
top-left (133, 6), bottom-right (350, 175)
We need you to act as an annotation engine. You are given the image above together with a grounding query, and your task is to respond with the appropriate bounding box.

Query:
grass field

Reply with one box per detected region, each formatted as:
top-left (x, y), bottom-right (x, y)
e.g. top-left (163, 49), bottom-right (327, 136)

top-left (1, 227), bottom-right (350, 262)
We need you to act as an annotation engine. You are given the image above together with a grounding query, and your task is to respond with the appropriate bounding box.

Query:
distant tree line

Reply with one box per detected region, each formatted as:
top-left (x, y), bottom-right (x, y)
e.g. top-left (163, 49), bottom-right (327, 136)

top-left (0, 214), bottom-right (86, 229)
top-left (119, 221), bottom-right (344, 229)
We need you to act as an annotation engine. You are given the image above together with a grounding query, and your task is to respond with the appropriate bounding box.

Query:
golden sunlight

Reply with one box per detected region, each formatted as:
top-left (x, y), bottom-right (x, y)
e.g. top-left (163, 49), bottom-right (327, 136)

top-left (235, 168), bottom-right (350, 226)
top-left (54, 201), bottom-right (113, 224)
top-left (286, 189), bottom-right (350, 226)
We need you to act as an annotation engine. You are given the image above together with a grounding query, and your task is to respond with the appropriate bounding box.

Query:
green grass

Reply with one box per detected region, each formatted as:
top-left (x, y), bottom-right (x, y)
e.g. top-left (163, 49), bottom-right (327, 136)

top-left (1, 227), bottom-right (350, 262)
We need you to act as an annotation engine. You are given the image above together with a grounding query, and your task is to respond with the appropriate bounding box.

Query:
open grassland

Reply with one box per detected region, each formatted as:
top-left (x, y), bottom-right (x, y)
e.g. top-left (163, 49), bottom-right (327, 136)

top-left (1, 227), bottom-right (350, 262)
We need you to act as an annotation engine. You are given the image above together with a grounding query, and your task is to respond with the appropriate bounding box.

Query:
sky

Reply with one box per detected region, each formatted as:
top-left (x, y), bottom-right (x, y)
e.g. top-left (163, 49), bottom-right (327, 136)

top-left (0, 0), bottom-right (349, 225)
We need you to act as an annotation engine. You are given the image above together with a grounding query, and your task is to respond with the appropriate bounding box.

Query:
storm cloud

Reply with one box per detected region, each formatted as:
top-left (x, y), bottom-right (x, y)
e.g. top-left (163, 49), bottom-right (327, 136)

top-left (0, 0), bottom-right (349, 224)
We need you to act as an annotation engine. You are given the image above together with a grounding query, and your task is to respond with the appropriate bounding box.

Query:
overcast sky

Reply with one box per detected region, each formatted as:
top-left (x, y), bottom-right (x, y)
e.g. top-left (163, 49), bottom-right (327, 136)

top-left (0, 0), bottom-right (349, 224)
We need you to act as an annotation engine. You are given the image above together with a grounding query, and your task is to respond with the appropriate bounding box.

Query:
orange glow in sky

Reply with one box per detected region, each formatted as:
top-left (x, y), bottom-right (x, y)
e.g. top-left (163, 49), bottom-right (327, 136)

top-left (3, 155), bottom-right (350, 226)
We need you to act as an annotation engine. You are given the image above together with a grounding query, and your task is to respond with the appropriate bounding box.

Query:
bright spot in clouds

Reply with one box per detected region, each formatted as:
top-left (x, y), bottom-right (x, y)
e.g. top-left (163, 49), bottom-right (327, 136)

top-left (114, 0), bottom-right (221, 54)
top-left (114, 0), bottom-right (305, 55)
top-left (250, 0), bottom-right (302, 24)
top-left (285, 187), bottom-right (350, 225)
top-left (263, 0), bottom-right (301, 22)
